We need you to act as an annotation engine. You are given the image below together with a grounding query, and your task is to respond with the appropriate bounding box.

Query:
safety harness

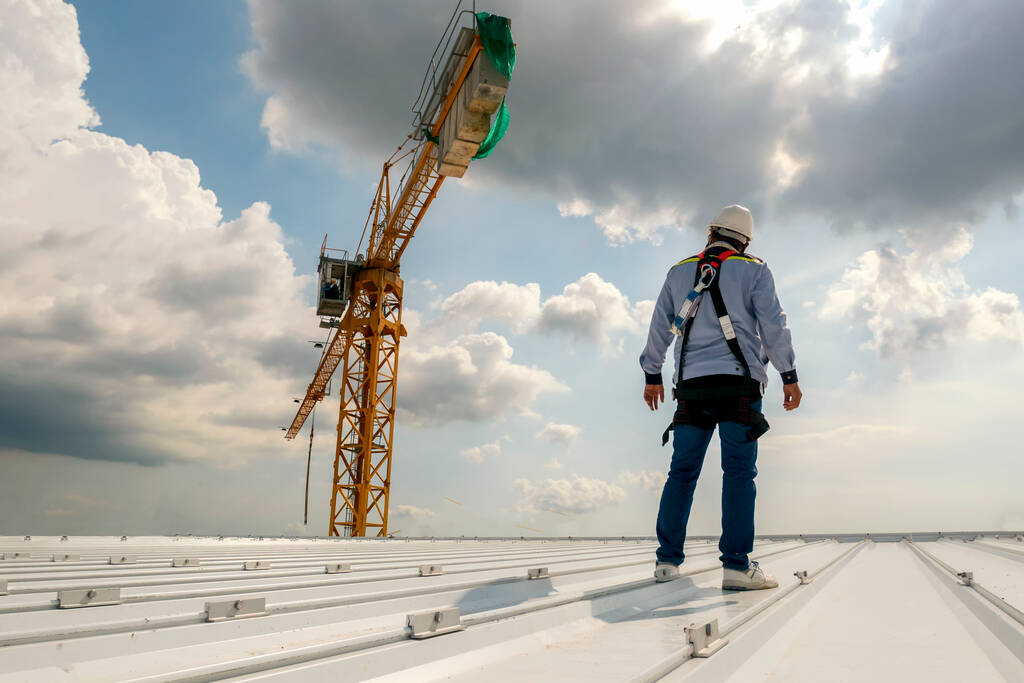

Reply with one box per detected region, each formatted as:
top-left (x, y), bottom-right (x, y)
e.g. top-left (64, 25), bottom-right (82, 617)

top-left (661, 246), bottom-right (770, 445)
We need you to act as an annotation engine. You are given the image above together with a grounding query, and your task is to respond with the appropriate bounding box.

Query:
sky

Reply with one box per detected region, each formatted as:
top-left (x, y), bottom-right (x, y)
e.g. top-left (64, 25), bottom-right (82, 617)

top-left (2, 0), bottom-right (1023, 538)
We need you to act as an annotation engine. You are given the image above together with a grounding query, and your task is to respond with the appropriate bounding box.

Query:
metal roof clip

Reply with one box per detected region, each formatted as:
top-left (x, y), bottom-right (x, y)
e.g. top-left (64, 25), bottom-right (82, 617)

top-left (58, 587), bottom-right (122, 608)
top-left (408, 607), bottom-right (463, 639)
top-left (685, 618), bottom-right (729, 658)
top-left (794, 570), bottom-right (813, 584)
top-left (206, 597), bottom-right (268, 622)
top-left (957, 570), bottom-right (974, 586)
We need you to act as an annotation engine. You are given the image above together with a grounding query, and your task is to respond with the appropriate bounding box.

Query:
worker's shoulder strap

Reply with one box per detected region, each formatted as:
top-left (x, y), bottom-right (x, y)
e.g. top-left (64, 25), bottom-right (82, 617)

top-left (673, 246), bottom-right (752, 386)
top-left (702, 248), bottom-right (752, 381)
top-left (675, 246), bottom-right (739, 273)
top-left (707, 275), bottom-right (752, 382)
top-left (724, 253), bottom-right (764, 265)
top-left (675, 248), bottom-right (760, 267)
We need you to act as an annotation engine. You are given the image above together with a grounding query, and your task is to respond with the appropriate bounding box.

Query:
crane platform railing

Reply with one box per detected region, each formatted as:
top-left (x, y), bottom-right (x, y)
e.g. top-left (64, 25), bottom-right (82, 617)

top-left (410, 3), bottom-right (479, 138)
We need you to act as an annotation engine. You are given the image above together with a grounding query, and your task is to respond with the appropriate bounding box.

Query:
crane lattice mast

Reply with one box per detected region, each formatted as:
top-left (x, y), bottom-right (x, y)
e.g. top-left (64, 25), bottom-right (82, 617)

top-left (285, 9), bottom-right (514, 537)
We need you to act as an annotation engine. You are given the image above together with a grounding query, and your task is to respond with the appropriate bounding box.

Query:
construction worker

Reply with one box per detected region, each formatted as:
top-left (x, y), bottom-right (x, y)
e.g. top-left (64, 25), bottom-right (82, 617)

top-left (639, 204), bottom-right (801, 590)
top-left (325, 279), bottom-right (341, 300)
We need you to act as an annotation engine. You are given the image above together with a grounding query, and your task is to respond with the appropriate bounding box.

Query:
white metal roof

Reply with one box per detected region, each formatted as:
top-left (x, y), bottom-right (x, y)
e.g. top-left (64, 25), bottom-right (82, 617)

top-left (1, 533), bottom-right (1022, 681)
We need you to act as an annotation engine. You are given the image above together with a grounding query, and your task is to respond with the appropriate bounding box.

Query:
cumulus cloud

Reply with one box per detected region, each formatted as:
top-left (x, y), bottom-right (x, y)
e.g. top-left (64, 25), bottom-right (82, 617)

top-left (440, 274), bottom-right (652, 349)
top-left (391, 504), bottom-right (437, 519)
top-left (819, 229), bottom-right (1024, 355)
top-left (400, 272), bottom-right (650, 426)
top-left (0, 0), bottom-right (314, 465)
top-left (0, 0), bottom-right (99, 153)
top-left (459, 440), bottom-right (501, 464)
top-left (398, 329), bottom-right (567, 427)
top-left (617, 470), bottom-right (667, 495)
top-left (440, 281), bottom-right (541, 334)
top-left (243, 0), bottom-right (1024, 244)
top-left (512, 476), bottom-right (627, 515)
top-left (536, 423), bottom-right (582, 445)
top-left (537, 274), bottom-right (652, 345)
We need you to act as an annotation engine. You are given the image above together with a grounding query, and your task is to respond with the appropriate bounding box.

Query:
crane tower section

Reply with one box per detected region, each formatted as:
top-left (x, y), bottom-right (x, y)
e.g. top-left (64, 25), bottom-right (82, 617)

top-left (286, 9), bottom-right (515, 537)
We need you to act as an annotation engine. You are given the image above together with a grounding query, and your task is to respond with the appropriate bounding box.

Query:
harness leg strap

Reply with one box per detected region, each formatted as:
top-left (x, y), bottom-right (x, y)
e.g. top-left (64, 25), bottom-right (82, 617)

top-left (662, 400), bottom-right (720, 446)
top-left (746, 411), bottom-right (770, 441)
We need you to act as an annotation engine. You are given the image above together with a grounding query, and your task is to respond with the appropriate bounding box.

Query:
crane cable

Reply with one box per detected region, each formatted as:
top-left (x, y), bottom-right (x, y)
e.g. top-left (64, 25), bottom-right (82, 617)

top-left (304, 408), bottom-right (315, 525)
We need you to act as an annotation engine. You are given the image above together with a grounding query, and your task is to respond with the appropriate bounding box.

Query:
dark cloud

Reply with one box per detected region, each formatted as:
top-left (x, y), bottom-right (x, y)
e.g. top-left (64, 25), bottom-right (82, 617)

top-left (0, 375), bottom-right (172, 466)
top-left (245, 0), bottom-right (791, 240)
top-left (255, 334), bottom-right (323, 379)
top-left (245, 0), bottom-right (1024, 240)
top-left (783, 0), bottom-right (1024, 231)
top-left (0, 296), bottom-right (102, 343)
top-left (147, 262), bottom-right (259, 317)
top-left (209, 406), bottom-right (288, 430)
top-left (244, 0), bottom-right (450, 152)
top-left (76, 345), bottom-right (218, 384)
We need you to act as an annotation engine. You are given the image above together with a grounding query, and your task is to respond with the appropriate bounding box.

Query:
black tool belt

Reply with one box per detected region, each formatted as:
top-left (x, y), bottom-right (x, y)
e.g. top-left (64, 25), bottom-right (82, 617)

top-left (661, 385), bottom-right (770, 446)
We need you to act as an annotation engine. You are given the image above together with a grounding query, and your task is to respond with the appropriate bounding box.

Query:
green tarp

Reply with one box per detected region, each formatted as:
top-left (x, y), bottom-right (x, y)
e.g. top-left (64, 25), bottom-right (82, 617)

top-left (472, 99), bottom-right (509, 159)
top-left (475, 12), bottom-right (515, 78)
top-left (472, 12), bottom-right (514, 159)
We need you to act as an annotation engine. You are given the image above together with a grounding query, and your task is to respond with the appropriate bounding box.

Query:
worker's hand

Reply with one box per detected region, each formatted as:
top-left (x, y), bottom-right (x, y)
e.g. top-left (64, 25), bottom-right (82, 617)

top-left (783, 382), bottom-right (802, 411)
top-left (644, 384), bottom-right (665, 411)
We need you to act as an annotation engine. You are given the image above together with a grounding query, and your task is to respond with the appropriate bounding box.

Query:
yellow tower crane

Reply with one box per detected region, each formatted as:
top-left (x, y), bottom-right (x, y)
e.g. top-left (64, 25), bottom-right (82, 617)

top-left (284, 9), bottom-right (515, 537)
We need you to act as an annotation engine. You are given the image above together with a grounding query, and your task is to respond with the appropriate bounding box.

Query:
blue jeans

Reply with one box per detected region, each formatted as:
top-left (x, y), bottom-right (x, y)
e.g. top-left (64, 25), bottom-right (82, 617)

top-left (655, 399), bottom-right (760, 571)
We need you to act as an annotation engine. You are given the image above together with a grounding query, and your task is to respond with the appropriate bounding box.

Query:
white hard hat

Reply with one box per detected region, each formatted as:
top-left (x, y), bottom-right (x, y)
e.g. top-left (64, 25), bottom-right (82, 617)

top-left (708, 204), bottom-right (754, 243)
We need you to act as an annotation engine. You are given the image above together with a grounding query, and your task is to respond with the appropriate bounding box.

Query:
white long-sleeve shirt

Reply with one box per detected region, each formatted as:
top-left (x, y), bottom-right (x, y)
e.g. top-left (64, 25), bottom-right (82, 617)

top-left (639, 247), bottom-right (797, 387)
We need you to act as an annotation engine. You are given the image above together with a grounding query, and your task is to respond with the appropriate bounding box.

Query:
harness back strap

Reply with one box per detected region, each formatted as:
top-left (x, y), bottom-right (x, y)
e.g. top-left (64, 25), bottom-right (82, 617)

top-left (661, 246), bottom-right (768, 445)
top-left (674, 247), bottom-right (746, 388)
top-left (707, 275), bottom-right (752, 382)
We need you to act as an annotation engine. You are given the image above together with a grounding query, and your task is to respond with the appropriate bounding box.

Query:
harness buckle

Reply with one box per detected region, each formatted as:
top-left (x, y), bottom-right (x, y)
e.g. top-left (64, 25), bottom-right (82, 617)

top-left (697, 263), bottom-right (717, 289)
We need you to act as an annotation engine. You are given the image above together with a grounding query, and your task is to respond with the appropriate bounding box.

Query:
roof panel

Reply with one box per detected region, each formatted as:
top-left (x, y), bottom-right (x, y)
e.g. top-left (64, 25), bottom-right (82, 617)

top-left (0, 534), bottom-right (1022, 681)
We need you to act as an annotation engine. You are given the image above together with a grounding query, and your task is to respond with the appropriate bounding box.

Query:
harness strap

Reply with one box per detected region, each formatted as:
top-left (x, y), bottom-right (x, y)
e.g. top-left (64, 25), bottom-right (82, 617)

top-left (673, 246), bottom-right (743, 389)
top-left (707, 279), bottom-right (752, 382)
top-left (661, 245), bottom-right (769, 445)
top-left (660, 399), bottom-right (770, 445)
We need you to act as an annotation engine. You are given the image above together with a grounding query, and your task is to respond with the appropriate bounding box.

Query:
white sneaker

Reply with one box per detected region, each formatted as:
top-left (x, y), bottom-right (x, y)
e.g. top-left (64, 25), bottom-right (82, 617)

top-left (654, 562), bottom-right (680, 582)
top-left (722, 560), bottom-right (778, 590)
